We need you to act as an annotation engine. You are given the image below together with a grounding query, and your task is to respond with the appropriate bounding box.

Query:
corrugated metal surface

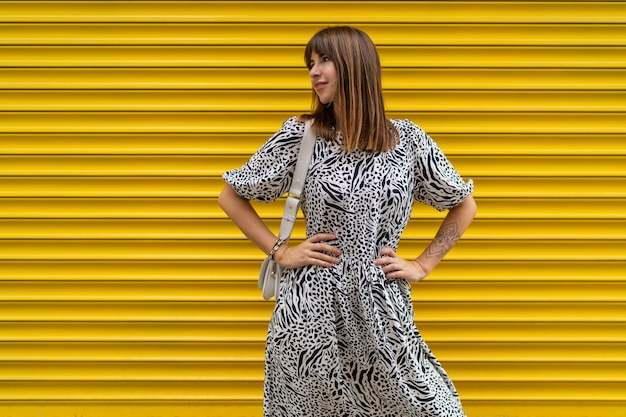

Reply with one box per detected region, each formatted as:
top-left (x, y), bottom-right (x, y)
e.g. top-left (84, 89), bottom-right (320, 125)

top-left (0, 1), bottom-right (624, 416)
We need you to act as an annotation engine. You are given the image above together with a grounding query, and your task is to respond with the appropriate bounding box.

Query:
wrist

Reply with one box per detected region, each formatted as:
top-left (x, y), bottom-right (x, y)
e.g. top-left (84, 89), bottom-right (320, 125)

top-left (273, 243), bottom-right (288, 264)
top-left (268, 238), bottom-right (287, 260)
top-left (414, 258), bottom-right (433, 276)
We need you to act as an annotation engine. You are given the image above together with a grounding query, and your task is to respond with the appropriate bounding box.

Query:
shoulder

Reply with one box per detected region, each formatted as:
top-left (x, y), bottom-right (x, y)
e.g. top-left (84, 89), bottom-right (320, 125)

top-left (265, 116), bottom-right (308, 146)
top-left (389, 118), bottom-right (425, 136)
top-left (279, 116), bottom-right (306, 136)
top-left (259, 116), bottom-right (306, 153)
top-left (389, 118), bottom-right (432, 152)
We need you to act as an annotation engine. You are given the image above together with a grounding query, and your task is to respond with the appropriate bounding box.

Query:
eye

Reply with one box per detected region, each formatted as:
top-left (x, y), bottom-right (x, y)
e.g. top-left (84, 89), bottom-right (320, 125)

top-left (322, 55), bottom-right (331, 62)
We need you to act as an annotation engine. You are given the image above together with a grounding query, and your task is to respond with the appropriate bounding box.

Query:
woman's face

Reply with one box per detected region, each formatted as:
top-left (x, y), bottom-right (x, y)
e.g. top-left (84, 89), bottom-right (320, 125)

top-left (309, 51), bottom-right (337, 104)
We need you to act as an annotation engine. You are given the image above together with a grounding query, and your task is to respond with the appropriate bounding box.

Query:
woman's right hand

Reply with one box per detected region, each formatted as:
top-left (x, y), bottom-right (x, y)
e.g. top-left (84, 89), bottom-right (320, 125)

top-left (273, 233), bottom-right (341, 268)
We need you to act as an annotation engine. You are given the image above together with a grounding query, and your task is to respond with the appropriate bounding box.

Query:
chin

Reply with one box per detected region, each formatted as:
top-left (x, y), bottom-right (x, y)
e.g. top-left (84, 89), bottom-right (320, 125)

top-left (319, 97), bottom-right (332, 105)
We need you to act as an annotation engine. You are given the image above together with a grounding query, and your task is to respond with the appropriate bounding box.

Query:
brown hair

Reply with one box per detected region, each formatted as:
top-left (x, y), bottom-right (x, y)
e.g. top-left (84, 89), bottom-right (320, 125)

top-left (301, 26), bottom-right (398, 153)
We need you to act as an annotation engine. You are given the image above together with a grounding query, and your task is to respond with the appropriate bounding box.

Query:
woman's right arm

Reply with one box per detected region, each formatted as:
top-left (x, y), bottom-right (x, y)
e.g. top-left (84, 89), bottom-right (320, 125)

top-left (218, 184), bottom-right (278, 256)
top-left (218, 184), bottom-right (341, 268)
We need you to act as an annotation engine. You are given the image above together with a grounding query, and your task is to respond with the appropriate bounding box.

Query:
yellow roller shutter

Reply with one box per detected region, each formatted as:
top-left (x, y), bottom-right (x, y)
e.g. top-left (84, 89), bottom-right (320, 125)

top-left (0, 1), bottom-right (624, 416)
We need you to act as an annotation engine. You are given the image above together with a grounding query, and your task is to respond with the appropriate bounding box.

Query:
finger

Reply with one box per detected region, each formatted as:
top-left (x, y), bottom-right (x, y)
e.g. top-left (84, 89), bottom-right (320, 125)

top-left (385, 270), bottom-right (404, 280)
top-left (373, 257), bottom-right (387, 266)
top-left (318, 256), bottom-right (341, 266)
top-left (383, 260), bottom-right (410, 277)
top-left (310, 247), bottom-right (341, 263)
top-left (382, 267), bottom-right (395, 278)
top-left (317, 243), bottom-right (342, 256)
top-left (377, 258), bottom-right (397, 274)
top-left (308, 252), bottom-right (339, 267)
top-left (303, 235), bottom-right (341, 256)
top-left (309, 233), bottom-right (337, 242)
top-left (379, 247), bottom-right (396, 257)
top-left (380, 259), bottom-right (399, 273)
top-left (383, 261), bottom-right (408, 277)
top-left (373, 254), bottom-right (392, 266)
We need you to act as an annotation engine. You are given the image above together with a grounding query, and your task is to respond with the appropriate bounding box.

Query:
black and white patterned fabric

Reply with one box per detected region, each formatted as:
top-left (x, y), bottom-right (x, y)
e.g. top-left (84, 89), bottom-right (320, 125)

top-left (223, 117), bottom-right (473, 417)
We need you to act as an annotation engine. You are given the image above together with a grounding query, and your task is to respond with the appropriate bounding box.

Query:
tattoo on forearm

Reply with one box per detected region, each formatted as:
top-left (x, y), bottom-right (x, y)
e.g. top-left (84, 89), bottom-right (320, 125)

top-left (425, 222), bottom-right (461, 260)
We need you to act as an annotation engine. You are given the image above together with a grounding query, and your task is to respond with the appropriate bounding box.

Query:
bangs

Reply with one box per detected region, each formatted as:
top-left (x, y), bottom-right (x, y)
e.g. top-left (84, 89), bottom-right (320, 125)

top-left (304, 32), bottom-right (333, 68)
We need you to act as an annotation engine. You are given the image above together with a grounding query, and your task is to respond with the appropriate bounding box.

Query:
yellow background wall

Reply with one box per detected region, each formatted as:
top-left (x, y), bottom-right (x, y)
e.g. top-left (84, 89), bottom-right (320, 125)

top-left (0, 1), bottom-right (624, 416)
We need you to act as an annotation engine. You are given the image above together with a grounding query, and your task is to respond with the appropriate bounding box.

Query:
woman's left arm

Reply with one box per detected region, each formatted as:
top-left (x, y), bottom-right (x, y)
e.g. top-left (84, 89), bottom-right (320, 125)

top-left (375, 194), bottom-right (477, 282)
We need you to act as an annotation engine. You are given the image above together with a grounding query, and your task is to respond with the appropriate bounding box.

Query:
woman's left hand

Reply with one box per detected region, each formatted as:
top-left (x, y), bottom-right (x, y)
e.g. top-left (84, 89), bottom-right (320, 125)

top-left (374, 247), bottom-right (428, 282)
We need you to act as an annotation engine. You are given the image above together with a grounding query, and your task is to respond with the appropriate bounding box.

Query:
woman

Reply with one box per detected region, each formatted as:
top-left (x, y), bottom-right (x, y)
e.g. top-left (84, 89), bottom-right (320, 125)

top-left (219, 26), bottom-right (476, 417)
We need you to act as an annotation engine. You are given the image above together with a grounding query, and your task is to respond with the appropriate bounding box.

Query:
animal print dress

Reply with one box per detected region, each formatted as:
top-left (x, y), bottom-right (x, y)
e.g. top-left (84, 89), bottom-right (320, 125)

top-left (223, 117), bottom-right (474, 417)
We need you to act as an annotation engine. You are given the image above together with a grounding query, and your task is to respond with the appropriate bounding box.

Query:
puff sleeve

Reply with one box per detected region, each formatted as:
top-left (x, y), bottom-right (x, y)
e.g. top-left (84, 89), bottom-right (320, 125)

top-left (406, 120), bottom-right (474, 211)
top-left (222, 117), bottom-right (304, 202)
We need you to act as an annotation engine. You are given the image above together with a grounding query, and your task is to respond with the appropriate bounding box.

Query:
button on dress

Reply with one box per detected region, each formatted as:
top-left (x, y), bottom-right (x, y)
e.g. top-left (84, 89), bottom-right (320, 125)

top-left (223, 117), bottom-right (474, 417)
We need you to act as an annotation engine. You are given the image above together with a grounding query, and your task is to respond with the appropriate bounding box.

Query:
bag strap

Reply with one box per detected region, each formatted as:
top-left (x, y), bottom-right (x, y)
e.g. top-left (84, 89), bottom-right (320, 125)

top-left (277, 120), bottom-right (316, 241)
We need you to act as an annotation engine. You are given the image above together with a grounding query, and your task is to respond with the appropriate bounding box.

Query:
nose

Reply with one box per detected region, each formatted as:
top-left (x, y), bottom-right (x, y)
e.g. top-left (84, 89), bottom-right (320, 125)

top-left (309, 63), bottom-right (320, 78)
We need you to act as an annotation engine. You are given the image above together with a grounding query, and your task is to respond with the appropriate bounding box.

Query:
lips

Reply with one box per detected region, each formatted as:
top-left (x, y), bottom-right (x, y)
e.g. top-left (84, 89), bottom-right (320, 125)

top-left (314, 81), bottom-right (327, 90)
